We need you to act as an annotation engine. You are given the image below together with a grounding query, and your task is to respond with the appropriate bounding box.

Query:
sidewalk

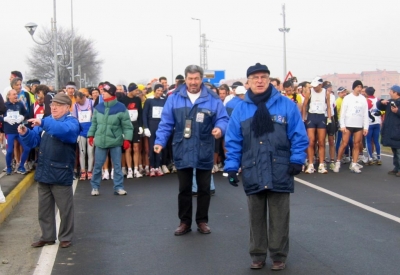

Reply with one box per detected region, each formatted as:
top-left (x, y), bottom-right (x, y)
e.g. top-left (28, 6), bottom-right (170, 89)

top-left (0, 154), bottom-right (35, 225)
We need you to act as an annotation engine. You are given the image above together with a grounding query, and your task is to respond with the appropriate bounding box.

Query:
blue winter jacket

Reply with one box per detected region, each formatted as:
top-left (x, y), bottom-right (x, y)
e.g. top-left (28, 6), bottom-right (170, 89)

top-left (377, 98), bottom-right (400, 148)
top-left (225, 96), bottom-right (242, 117)
top-left (155, 84), bottom-right (229, 170)
top-left (20, 113), bottom-right (80, 185)
top-left (224, 88), bottom-right (308, 195)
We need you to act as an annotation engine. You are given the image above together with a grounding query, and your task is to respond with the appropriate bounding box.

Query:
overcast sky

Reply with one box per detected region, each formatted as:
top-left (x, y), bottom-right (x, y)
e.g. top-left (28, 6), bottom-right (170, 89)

top-left (1, 0), bottom-right (400, 89)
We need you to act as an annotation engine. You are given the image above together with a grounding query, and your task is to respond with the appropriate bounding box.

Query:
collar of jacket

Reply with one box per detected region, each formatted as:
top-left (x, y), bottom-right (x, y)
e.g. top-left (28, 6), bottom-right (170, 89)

top-left (103, 97), bottom-right (118, 107)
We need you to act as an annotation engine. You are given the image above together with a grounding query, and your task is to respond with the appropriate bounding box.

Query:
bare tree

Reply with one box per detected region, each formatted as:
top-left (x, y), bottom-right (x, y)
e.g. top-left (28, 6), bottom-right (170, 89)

top-left (26, 27), bottom-right (103, 88)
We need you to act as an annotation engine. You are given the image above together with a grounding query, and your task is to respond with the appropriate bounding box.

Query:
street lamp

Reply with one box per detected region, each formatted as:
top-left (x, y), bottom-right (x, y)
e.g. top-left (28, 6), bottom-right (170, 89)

top-left (25, 0), bottom-right (58, 91)
top-left (70, 0), bottom-right (75, 82)
top-left (191, 17), bottom-right (201, 67)
top-left (25, 0), bottom-right (58, 90)
top-left (166, 35), bottom-right (174, 82)
top-left (278, 4), bottom-right (290, 80)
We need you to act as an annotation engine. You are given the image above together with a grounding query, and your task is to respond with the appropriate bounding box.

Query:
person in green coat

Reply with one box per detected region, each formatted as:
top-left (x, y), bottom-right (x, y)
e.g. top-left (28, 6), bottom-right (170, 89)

top-left (87, 82), bottom-right (133, 196)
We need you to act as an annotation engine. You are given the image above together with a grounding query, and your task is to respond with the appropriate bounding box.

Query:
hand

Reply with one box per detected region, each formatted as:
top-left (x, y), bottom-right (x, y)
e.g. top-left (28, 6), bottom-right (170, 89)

top-left (16, 115), bottom-right (25, 124)
top-left (154, 144), bottom-right (163, 154)
top-left (17, 124), bottom-right (27, 135)
top-left (28, 118), bottom-right (42, 127)
top-left (227, 171), bottom-right (239, 187)
top-left (363, 129), bottom-right (368, 136)
top-left (138, 127), bottom-right (143, 135)
top-left (88, 136), bottom-right (94, 147)
top-left (144, 128), bottom-right (151, 137)
top-left (381, 100), bottom-right (389, 105)
top-left (340, 127), bottom-right (347, 133)
top-left (4, 116), bottom-right (16, 125)
top-left (123, 140), bottom-right (131, 150)
top-left (287, 163), bottom-right (302, 176)
top-left (211, 127), bottom-right (222, 139)
top-left (391, 105), bottom-right (398, 113)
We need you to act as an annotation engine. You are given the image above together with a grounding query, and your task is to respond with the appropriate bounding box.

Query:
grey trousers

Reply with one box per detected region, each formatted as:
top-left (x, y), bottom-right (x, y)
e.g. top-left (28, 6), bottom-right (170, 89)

top-left (38, 183), bottom-right (74, 242)
top-left (247, 191), bottom-right (290, 263)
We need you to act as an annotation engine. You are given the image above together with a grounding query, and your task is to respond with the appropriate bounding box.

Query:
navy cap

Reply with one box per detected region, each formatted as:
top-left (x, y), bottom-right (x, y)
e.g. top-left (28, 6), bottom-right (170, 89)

top-left (246, 63), bottom-right (270, 78)
top-left (391, 85), bottom-right (400, 94)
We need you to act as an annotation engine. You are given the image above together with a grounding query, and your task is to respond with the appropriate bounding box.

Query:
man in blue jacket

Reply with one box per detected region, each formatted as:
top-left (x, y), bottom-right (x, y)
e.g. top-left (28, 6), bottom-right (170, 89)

top-left (155, 65), bottom-right (229, 236)
top-left (224, 63), bottom-right (308, 271)
top-left (18, 93), bottom-right (80, 249)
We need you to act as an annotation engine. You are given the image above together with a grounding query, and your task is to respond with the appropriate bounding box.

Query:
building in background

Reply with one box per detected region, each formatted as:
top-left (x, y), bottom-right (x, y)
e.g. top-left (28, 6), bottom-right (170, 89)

top-left (322, 69), bottom-right (400, 99)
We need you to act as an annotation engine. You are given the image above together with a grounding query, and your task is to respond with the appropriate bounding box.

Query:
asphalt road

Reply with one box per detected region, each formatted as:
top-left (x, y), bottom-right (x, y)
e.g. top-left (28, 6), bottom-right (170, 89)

top-left (48, 154), bottom-right (400, 275)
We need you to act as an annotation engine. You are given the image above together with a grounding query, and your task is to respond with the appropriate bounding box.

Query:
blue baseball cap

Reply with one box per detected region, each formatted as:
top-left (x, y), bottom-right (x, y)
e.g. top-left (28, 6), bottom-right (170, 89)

top-left (390, 85), bottom-right (400, 94)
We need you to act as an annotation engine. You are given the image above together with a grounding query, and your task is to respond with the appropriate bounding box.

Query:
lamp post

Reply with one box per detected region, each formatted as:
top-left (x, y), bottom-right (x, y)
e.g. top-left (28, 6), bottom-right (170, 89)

top-left (25, 0), bottom-right (58, 90)
top-left (166, 35), bottom-right (174, 82)
top-left (191, 18), bottom-right (201, 67)
top-left (278, 4), bottom-right (290, 80)
top-left (70, 0), bottom-right (75, 81)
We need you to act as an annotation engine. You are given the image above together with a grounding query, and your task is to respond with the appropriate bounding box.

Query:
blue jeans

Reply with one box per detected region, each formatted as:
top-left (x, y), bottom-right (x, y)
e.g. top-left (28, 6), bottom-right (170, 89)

top-left (366, 124), bottom-right (381, 159)
top-left (91, 147), bottom-right (124, 191)
top-left (392, 148), bottom-right (400, 172)
top-left (192, 168), bottom-right (215, 192)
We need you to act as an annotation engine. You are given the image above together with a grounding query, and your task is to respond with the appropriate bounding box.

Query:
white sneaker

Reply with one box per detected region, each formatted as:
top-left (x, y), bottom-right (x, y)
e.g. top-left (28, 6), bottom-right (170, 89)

top-left (318, 164), bottom-right (328, 174)
top-left (91, 189), bottom-right (99, 196)
top-left (350, 163), bottom-right (362, 173)
top-left (360, 155), bottom-right (368, 164)
top-left (161, 165), bottom-right (170, 174)
top-left (127, 170), bottom-right (133, 179)
top-left (305, 164), bottom-right (315, 174)
top-left (122, 167), bottom-right (127, 176)
top-left (222, 172), bottom-right (228, 177)
top-left (342, 156), bottom-right (350, 164)
top-left (111, 169), bottom-right (114, 179)
top-left (24, 162), bottom-right (31, 172)
top-left (114, 189), bottom-right (127, 195)
top-left (102, 170), bottom-right (110, 180)
top-left (134, 170), bottom-right (143, 178)
top-left (171, 165), bottom-right (177, 173)
top-left (329, 162), bottom-right (335, 170)
top-left (349, 162), bottom-right (363, 170)
top-left (333, 161), bottom-right (341, 173)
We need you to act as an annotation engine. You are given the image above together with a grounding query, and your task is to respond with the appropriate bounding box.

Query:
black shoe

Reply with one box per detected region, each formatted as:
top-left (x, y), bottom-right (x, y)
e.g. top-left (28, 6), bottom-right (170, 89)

top-left (192, 192), bottom-right (198, 197)
top-left (211, 190), bottom-right (215, 196)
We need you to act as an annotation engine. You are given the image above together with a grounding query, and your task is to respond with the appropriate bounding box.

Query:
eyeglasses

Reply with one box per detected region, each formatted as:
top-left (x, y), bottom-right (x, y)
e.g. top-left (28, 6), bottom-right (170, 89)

top-left (50, 103), bottom-right (66, 108)
top-left (248, 75), bottom-right (269, 81)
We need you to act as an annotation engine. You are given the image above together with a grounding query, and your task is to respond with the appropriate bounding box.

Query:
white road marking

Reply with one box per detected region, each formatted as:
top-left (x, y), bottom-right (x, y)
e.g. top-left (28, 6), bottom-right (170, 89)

top-left (295, 177), bottom-right (400, 224)
top-left (33, 179), bottom-right (78, 275)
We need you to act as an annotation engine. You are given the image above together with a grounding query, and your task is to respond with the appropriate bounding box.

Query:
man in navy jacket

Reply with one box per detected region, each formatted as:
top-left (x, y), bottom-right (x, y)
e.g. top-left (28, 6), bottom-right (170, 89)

top-left (19, 93), bottom-right (80, 249)
top-left (224, 63), bottom-right (308, 271)
top-left (155, 65), bottom-right (229, 236)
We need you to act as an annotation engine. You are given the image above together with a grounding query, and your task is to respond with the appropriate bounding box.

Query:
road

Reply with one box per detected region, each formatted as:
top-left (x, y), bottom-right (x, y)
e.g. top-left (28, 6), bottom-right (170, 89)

top-left (1, 153), bottom-right (399, 275)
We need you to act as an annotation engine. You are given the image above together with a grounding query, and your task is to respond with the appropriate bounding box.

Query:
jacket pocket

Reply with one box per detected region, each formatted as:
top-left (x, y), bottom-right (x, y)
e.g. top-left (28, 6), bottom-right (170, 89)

top-left (271, 155), bottom-right (291, 186)
top-left (241, 159), bottom-right (260, 193)
top-left (198, 134), bottom-right (213, 163)
top-left (48, 162), bottom-right (72, 183)
top-left (172, 132), bottom-right (184, 162)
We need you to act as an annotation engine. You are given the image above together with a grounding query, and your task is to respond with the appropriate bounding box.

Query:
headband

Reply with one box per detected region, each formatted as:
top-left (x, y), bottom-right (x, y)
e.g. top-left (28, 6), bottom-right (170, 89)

top-left (66, 85), bottom-right (76, 90)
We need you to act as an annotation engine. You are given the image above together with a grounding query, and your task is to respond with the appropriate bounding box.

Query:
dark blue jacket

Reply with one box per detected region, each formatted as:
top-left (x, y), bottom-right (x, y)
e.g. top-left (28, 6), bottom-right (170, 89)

top-left (225, 96), bottom-right (242, 117)
top-left (377, 98), bottom-right (400, 148)
top-left (155, 84), bottom-right (229, 170)
top-left (0, 101), bottom-right (28, 134)
top-left (20, 113), bottom-right (80, 185)
top-left (224, 88), bottom-right (309, 195)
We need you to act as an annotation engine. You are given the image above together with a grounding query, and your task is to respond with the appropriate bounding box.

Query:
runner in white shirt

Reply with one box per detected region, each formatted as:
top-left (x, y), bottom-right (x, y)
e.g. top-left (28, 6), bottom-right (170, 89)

top-left (333, 80), bottom-right (369, 173)
top-left (323, 82), bottom-right (338, 170)
top-left (302, 77), bottom-right (331, 174)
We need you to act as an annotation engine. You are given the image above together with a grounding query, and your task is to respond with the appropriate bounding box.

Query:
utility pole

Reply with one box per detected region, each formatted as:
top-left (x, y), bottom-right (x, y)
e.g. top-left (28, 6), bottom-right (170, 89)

top-left (278, 4), bottom-right (290, 80)
top-left (201, 34), bottom-right (209, 70)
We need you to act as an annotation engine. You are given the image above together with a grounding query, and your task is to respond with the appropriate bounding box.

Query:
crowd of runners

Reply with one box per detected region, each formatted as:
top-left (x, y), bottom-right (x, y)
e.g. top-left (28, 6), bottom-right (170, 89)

top-left (1, 69), bottom-right (400, 182)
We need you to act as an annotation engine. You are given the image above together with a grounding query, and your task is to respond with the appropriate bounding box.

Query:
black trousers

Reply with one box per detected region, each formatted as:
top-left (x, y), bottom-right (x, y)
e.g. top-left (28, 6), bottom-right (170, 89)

top-left (177, 168), bottom-right (211, 226)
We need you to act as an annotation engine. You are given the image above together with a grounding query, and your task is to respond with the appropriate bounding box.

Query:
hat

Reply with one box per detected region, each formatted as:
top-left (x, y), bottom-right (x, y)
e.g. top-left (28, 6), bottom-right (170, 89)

top-left (128, 83), bottom-right (138, 92)
top-left (365, 87), bottom-right (375, 96)
top-left (103, 83), bottom-right (116, 96)
top-left (137, 84), bottom-right (145, 91)
top-left (30, 79), bottom-right (40, 86)
top-left (235, 86), bottom-right (247, 95)
top-left (310, 77), bottom-right (323, 87)
top-left (352, 80), bottom-right (363, 90)
top-left (323, 83), bottom-right (332, 89)
top-left (337, 86), bottom-right (347, 93)
top-left (246, 63), bottom-right (270, 77)
top-left (154, 84), bottom-right (164, 91)
top-left (391, 85), bottom-right (400, 94)
top-left (51, 92), bottom-right (72, 106)
top-left (175, 74), bottom-right (184, 80)
top-left (232, 81), bottom-right (244, 88)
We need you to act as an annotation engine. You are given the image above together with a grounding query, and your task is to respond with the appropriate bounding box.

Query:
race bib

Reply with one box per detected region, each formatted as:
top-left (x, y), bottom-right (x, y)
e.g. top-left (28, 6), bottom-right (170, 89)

top-left (196, 112), bottom-right (204, 123)
top-left (309, 101), bottom-right (325, 113)
top-left (351, 104), bottom-right (362, 117)
top-left (128, 110), bottom-right (138, 121)
top-left (152, 106), bottom-right (163, 118)
top-left (7, 111), bottom-right (19, 119)
top-left (78, 110), bottom-right (91, 123)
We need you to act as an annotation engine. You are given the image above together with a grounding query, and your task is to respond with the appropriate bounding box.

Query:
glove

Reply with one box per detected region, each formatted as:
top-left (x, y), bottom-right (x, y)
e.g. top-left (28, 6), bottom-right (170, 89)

top-left (88, 136), bottom-right (94, 147)
top-left (287, 163), bottom-right (303, 176)
top-left (4, 116), bottom-right (16, 125)
top-left (144, 128), bottom-right (151, 137)
top-left (327, 118), bottom-right (332, 125)
top-left (123, 140), bottom-right (131, 150)
top-left (138, 127), bottom-right (143, 135)
top-left (16, 115), bottom-right (25, 124)
top-left (227, 171), bottom-right (239, 187)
